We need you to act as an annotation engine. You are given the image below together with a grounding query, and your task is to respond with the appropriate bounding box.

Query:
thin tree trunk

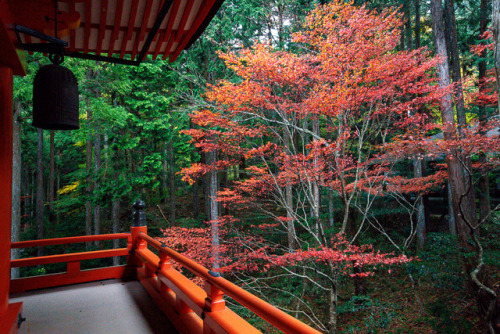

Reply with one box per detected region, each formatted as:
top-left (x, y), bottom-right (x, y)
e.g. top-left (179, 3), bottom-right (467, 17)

top-left (85, 109), bottom-right (93, 250)
top-left (312, 117), bottom-right (321, 233)
top-left (284, 127), bottom-right (296, 251)
top-left (479, 0), bottom-right (492, 223)
top-left (94, 131), bottom-right (101, 248)
top-left (413, 158), bottom-right (426, 250)
top-left (209, 150), bottom-right (219, 269)
top-left (11, 102), bottom-right (21, 279)
top-left (328, 189), bottom-right (334, 227)
top-left (49, 130), bottom-right (55, 216)
top-left (163, 147), bottom-right (168, 205)
top-left (168, 132), bottom-right (176, 225)
top-left (112, 199), bottom-right (120, 266)
top-left (36, 129), bottom-right (44, 256)
top-left (492, 0), bottom-right (500, 113)
top-left (414, 0), bottom-right (421, 48)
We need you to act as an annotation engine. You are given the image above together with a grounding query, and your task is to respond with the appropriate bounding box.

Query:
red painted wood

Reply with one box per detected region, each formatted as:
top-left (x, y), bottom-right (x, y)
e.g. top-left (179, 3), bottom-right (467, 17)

top-left (174, 0), bottom-right (194, 43)
top-left (171, 0), bottom-right (216, 61)
top-left (0, 302), bottom-right (22, 334)
top-left (69, 1), bottom-right (76, 51)
top-left (154, 0), bottom-right (181, 59)
top-left (138, 273), bottom-right (203, 334)
top-left (0, 8), bottom-right (26, 75)
top-left (138, 233), bottom-right (321, 334)
top-left (163, 0), bottom-right (195, 60)
top-left (83, 0), bottom-right (92, 53)
top-left (96, 0), bottom-right (108, 55)
top-left (120, 0), bottom-right (139, 59)
top-left (108, 0), bottom-right (124, 57)
top-left (10, 266), bottom-right (131, 294)
top-left (11, 248), bottom-right (129, 267)
top-left (0, 66), bottom-right (13, 314)
top-left (11, 233), bottom-right (130, 248)
top-left (132, 0), bottom-right (153, 60)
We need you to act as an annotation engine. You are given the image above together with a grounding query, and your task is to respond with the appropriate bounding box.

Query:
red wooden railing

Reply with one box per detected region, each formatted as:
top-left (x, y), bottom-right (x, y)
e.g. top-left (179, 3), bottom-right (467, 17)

top-left (10, 233), bottom-right (132, 293)
top-left (132, 227), bottom-right (320, 334)
top-left (10, 227), bottom-right (321, 334)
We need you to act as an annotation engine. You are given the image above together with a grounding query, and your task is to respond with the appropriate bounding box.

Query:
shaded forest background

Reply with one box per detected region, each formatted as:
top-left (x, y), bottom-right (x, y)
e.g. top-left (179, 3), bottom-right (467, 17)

top-left (11, 0), bottom-right (500, 333)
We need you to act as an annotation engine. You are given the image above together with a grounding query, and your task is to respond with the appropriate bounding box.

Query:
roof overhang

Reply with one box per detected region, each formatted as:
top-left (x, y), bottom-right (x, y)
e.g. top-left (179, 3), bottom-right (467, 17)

top-left (4, 0), bottom-right (224, 67)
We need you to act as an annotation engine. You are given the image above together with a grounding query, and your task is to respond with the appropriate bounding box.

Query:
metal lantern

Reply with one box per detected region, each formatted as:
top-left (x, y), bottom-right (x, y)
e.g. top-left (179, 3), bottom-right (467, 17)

top-left (32, 55), bottom-right (79, 130)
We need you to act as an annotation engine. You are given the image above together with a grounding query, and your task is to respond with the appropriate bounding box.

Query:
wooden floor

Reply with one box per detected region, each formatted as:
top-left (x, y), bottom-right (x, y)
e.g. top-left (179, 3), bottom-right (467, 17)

top-left (10, 279), bottom-right (178, 334)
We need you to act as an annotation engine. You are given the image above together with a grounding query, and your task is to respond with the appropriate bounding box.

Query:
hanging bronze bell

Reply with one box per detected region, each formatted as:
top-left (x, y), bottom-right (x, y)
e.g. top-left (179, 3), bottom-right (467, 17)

top-left (32, 55), bottom-right (79, 130)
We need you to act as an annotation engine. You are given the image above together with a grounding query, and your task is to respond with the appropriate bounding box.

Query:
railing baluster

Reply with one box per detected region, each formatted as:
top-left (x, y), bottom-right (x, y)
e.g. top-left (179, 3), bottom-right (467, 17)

top-left (204, 281), bottom-right (225, 312)
top-left (159, 248), bottom-right (172, 294)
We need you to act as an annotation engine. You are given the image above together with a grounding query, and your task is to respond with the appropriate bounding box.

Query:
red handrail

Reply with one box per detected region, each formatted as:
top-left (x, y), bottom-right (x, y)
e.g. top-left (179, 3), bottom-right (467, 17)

top-left (11, 248), bottom-right (129, 267)
top-left (11, 233), bottom-right (130, 248)
top-left (137, 232), bottom-right (321, 334)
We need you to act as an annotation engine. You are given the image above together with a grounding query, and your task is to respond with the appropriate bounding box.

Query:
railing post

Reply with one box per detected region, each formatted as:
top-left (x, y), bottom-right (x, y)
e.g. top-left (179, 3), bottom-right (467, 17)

top-left (128, 199), bottom-right (147, 271)
top-left (203, 278), bottom-right (226, 334)
top-left (204, 281), bottom-right (225, 312)
top-left (158, 247), bottom-right (172, 294)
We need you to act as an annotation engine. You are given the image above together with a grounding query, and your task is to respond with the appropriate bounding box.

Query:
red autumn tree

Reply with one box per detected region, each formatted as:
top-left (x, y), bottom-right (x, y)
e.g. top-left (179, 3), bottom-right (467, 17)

top-left (180, 1), bottom-right (449, 332)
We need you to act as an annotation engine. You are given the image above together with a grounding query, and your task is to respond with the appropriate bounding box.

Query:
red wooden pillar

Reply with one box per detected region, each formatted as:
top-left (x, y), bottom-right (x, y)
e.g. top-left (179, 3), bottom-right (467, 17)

top-left (0, 65), bottom-right (23, 334)
top-left (0, 65), bottom-right (13, 315)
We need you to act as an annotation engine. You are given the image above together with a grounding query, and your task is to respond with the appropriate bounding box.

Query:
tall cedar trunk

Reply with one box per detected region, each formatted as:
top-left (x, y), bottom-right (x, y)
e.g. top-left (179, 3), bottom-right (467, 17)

top-left (48, 130), bottom-right (55, 221)
top-left (284, 127), bottom-right (296, 250)
top-left (444, 0), bottom-right (478, 221)
top-left (404, 0), bottom-right (412, 49)
top-left (444, 0), bottom-right (467, 126)
top-left (479, 0), bottom-right (492, 223)
top-left (443, 0), bottom-right (479, 232)
top-left (432, 1), bottom-right (499, 331)
top-left (414, 0), bottom-right (421, 49)
top-left (493, 0), bottom-right (500, 113)
top-left (11, 102), bottom-right (21, 279)
top-left (85, 109), bottom-right (93, 250)
top-left (168, 132), bottom-right (176, 225)
top-left (36, 129), bottom-right (44, 256)
top-left (93, 131), bottom-right (101, 248)
top-left (208, 150), bottom-right (219, 269)
top-left (413, 0), bottom-right (426, 249)
top-left (413, 158), bottom-right (426, 250)
top-left (112, 199), bottom-right (120, 266)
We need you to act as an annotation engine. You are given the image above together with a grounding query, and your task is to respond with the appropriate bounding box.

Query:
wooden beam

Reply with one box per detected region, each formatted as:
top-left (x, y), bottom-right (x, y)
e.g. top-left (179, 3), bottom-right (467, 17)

top-left (120, 0), bottom-right (139, 59)
top-left (11, 248), bottom-right (129, 267)
top-left (12, 233), bottom-right (130, 249)
top-left (162, 0), bottom-right (193, 60)
top-left (153, 0), bottom-right (180, 60)
top-left (96, 0), bottom-right (108, 55)
top-left (108, 0), bottom-right (124, 57)
top-left (69, 1), bottom-right (76, 51)
top-left (132, 0), bottom-right (154, 60)
top-left (83, 0), bottom-right (92, 53)
top-left (171, 0), bottom-right (216, 61)
top-left (10, 266), bottom-right (132, 294)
